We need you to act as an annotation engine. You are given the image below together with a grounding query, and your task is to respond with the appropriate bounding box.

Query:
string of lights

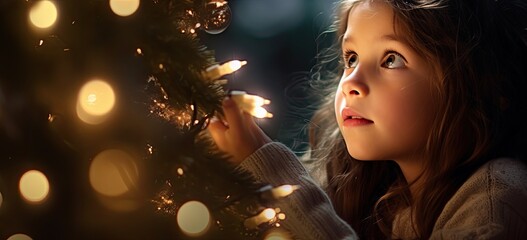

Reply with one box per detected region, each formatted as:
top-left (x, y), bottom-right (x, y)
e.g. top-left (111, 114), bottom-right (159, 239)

top-left (0, 0), bottom-right (291, 239)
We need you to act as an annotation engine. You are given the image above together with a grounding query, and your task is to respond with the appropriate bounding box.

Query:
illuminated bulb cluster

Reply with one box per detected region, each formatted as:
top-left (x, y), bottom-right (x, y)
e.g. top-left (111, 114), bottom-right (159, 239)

top-left (152, 182), bottom-right (177, 215)
top-left (230, 91), bottom-right (273, 118)
top-left (175, 1), bottom-right (231, 35)
top-left (267, 185), bottom-right (299, 199)
top-left (203, 60), bottom-right (247, 81)
top-left (241, 184), bottom-right (298, 230)
top-left (179, 9), bottom-right (200, 34)
top-left (149, 100), bottom-right (195, 127)
top-left (202, 0), bottom-right (232, 34)
top-left (244, 208), bottom-right (278, 229)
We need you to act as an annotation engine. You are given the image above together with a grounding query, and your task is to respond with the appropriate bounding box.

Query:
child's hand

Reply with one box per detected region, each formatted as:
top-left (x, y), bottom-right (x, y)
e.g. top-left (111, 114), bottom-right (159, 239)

top-left (207, 97), bottom-right (272, 164)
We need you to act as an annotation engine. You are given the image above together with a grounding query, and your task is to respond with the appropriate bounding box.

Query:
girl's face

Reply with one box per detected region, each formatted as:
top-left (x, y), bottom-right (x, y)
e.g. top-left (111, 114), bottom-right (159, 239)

top-left (335, 0), bottom-right (437, 164)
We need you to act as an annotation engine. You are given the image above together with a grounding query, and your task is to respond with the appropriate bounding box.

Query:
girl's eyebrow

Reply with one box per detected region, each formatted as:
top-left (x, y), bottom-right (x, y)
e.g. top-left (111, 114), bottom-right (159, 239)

top-left (343, 33), bottom-right (403, 45)
top-left (381, 34), bottom-right (402, 42)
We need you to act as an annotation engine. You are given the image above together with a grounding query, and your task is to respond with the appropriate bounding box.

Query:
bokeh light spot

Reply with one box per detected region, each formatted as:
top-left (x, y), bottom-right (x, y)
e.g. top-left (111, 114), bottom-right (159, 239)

top-left (29, 1), bottom-right (58, 29)
top-left (109, 0), bottom-right (140, 17)
top-left (177, 201), bottom-right (211, 236)
top-left (7, 234), bottom-right (33, 240)
top-left (89, 149), bottom-right (139, 197)
top-left (76, 79), bottom-right (115, 124)
top-left (19, 170), bottom-right (49, 203)
top-left (264, 229), bottom-right (292, 240)
top-left (262, 208), bottom-right (276, 219)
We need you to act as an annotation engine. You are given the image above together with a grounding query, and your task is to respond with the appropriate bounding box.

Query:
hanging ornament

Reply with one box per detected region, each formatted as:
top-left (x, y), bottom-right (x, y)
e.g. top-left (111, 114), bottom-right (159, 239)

top-left (202, 1), bottom-right (232, 34)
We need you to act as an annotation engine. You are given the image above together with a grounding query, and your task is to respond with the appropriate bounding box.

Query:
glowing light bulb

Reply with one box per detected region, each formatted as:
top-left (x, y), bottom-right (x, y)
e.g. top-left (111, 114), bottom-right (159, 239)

top-left (109, 0), bottom-right (140, 17)
top-left (203, 60), bottom-right (247, 80)
top-left (177, 201), bottom-right (211, 236)
top-left (229, 91), bottom-right (273, 118)
top-left (244, 208), bottom-right (277, 229)
top-left (89, 149), bottom-right (139, 197)
top-left (262, 208), bottom-right (276, 219)
top-left (29, 1), bottom-right (58, 29)
top-left (251, 107), bottom-right (273, 119)
top-left (19, 170), bottom-right (49, 203)
top-left (76, 79), bottom-right (115, 124)
top-left (228, 60), bottom-right (244, 72)
top-left (230, 90), bottom-right (271, 107)
top-left (7, 234), bottom-right (33, 240)
top-left (271, 185), bottom-right (299, 199)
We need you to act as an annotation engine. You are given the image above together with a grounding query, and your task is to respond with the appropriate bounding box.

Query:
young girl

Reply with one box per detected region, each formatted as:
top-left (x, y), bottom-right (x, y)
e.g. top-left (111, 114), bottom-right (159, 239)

top-left (208, 0), bottom-right (527, 239)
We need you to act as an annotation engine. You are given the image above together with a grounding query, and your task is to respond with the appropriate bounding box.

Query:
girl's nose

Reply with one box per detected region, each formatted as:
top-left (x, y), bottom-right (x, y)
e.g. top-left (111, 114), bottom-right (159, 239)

top-left (341, 68), bottom-right (369, 97)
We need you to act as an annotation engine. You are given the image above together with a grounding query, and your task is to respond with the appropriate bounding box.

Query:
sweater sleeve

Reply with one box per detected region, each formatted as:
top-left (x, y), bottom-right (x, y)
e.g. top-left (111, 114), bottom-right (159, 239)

top-left (429, 158), bottom-right (527, 240)
top-left (238, 142), bottom-right (358, 240)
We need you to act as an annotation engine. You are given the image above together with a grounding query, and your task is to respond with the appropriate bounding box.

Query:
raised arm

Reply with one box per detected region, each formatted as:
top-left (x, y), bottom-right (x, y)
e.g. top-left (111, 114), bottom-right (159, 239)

top-left (208, 97), bottom-right (357, 239)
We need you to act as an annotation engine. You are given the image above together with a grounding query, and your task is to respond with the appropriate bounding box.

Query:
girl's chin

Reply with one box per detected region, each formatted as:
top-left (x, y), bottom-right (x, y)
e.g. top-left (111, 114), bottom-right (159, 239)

top-left (346, 147), bottom-right (381, 161)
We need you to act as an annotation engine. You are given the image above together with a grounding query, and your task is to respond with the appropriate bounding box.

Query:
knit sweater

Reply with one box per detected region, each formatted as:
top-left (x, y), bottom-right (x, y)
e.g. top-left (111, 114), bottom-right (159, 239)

top-left (238, 142), bottom-right (527, 239)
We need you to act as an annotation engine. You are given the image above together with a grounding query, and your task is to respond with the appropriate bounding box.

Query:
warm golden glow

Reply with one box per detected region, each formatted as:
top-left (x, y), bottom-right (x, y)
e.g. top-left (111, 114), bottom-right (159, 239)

top-left (264, 229), bottom-right (292, 240)
top-left (19, 170), bottom-right (49, 203)
top-left (89, 149), bottom-right (139, 197)
top-left (244, 208), bottom-right (277, 229)
top-left (204, 60), bottom-right (247, 80)
top-left (230, 91), bottom-right (273, 118)
top-left (228, 60), bottom-right (246, 72)
top-left (262, 208), bottom-right (276, 219)
top-left (109, 0), bottom-right (140, 17)
top-left (230, 91), bottom-right (271, 107)
top-left (29, 1), bottom-right (58, 29)
top-left (7, 234), bottom-right (33, 240)
top-left (76, 80), bottom-right (115, 124)
top-left (271, 185), bottom-right (299, 199)
top-left (214, 1), bottom-right (227, 7)
top-left (177, 201), bottom-right (211, 236)
top-left (252, 107), bottom-right (273, 118)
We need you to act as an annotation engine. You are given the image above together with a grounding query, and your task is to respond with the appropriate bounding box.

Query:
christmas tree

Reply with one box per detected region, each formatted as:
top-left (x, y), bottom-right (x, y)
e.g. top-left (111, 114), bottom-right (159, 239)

top-left (0, 0), bottom-right (295, 239)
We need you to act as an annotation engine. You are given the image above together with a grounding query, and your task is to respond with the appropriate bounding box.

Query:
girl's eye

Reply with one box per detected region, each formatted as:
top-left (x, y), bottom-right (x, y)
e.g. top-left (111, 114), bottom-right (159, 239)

top-left (344, 51), bottom-right (358, 69)
top-left (382, 52), bottom-right (406, 69)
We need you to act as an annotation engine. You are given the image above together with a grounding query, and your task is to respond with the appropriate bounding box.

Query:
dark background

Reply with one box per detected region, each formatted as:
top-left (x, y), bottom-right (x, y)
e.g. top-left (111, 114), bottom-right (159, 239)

top-left (201, 0), bottom-right (336, 151)
top-left (0, 0), bottom-right (337, 238)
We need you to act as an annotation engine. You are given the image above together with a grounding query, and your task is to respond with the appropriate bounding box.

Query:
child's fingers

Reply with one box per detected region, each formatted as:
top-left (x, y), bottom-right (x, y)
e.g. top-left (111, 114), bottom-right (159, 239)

top-left (244, 113), bottom-right (272, 145)
top-left (222, 97), bottom-right (245, 138)
top-left (243, 112), bottom-right (259, 133)
top-left (207, 117), bottom-right (228, 151)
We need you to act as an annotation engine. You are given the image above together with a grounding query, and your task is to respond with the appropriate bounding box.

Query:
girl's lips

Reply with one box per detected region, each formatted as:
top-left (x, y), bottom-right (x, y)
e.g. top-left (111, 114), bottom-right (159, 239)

top-left (341, 108), bottom-right (373, 127)
top-left (343, 118), bottom-right (374, 127)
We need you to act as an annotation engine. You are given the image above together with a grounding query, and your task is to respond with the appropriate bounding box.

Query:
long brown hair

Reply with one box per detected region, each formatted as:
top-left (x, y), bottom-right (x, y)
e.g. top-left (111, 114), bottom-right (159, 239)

top-left (308, 0), bottom-right (527, 238)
